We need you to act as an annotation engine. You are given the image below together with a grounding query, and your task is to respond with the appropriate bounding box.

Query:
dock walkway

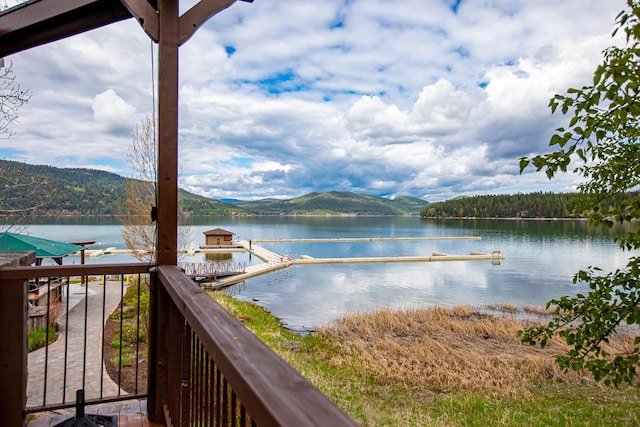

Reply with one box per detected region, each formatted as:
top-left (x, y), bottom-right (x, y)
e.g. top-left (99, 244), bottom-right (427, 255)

top-left (252, 236), bottom-right (482, 243)
top-left (205, 238), bottom-right (504, 288)
top-left (202, 240), bottom-right (291, 288)
top-left (293, 251), bottom-right (504, 265)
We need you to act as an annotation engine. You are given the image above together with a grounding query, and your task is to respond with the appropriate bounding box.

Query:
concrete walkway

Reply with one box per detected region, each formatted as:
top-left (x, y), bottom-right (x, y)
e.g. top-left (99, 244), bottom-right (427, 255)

top-left (27, 281), bottom-right (125, 408)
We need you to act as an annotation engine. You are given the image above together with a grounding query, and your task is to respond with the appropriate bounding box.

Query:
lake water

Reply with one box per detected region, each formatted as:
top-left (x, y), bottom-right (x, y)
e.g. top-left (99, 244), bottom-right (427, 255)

top-left (5, 216), bottom-right (636, 331)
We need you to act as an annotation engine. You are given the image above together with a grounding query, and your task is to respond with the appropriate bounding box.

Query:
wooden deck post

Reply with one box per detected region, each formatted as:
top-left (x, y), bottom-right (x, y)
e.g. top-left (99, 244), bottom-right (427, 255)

top-left (156, 0), bottom-right (179, 267)
top-left (0, 251), bottom-right (36, 426)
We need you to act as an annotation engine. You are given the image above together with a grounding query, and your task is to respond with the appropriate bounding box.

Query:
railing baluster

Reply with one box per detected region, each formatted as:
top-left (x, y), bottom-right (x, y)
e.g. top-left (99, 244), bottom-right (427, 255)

top-left (194, 336), bottom-right (199, 425)
top-left (100, 274), bottom-right (107, 398)
top-left (190, 333), bottom-right (195, 424)
top-left (42, 278), bottom-right (51, 406)
top-left (82, 275), bottom-right (90, 393)
top-left (231, 388), bottom-right (237, 426)
top-left (240, 403), bottom-right (246, 427)
top-left (181, 321), bottom-right (191, 427)
top-left (222, 377), bottom-right (229, 426)
top-left (215, 366), bottom-right (222, 427)
top-left (168, 297), bottom-right (178, 424)
top-left (190, 324), bottom-right (195, 427)
top-left (200, 338), bottom-right (205, 425)
top-left (134, 273), bottom-right (142, 394)
top-left (205, 353), bottom-right (211, 427)
top-left (62, 276), bottom-right (71, 403)
top-left (117, 275), bottom-right (124, 395)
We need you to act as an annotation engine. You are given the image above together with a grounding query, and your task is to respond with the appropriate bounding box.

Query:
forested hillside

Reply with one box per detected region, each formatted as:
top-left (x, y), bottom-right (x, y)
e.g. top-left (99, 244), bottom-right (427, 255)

top-left (420, 191), bottom-right (636, 218)
top-left (421, 192), bottom-right (582, 218)
top-left (235, 191), bottom-right (426, 215)
top-left (0, 160), bottom-right (234, 215)
top-left (0, 160), bottom-right (427, 216)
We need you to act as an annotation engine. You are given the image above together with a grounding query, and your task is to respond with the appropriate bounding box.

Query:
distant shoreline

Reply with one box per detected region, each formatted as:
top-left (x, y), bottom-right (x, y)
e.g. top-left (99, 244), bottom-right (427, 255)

top-left (1, 214), bottom-right (593, 220)
top-left (422, 216), bottom-right (589, 221)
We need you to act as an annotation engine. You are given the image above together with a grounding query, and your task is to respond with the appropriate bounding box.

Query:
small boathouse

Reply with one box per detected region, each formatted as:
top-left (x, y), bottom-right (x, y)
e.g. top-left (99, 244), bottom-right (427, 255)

top-left (202, 228), bottom-right (235, 247)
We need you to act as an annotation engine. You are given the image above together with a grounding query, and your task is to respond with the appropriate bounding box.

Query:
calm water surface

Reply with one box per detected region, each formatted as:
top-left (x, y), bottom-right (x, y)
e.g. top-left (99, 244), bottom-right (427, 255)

top-left (6, 216), bottom-right (636, 331)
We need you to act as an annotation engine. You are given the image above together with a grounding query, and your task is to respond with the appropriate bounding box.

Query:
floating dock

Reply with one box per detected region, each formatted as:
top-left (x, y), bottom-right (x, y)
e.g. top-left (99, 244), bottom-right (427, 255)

top-left (83, 247), bottom-right (245, 257)
top-left (202, 240), bottom-right (293, 289)
top-left (293, 251), bottom-right (504, 265)
top-left (208, 239), bottom-right (504, 288)
top-left (251, 236), bottom-right (482, 243)
top-left (78, 236), bottom-right (505, 289)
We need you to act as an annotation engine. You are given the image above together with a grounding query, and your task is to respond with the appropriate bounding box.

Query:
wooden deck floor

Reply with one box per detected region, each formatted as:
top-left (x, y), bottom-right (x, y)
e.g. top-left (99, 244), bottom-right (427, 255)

top-left (26, 399), bottom-right (149, 427)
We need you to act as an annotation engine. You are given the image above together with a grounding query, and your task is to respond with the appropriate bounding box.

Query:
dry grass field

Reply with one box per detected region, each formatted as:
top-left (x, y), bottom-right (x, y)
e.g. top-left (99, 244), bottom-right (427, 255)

top-left (318, 305), bottom-right (637, 398)
top-left (211, 293), bottom-right (640, 426)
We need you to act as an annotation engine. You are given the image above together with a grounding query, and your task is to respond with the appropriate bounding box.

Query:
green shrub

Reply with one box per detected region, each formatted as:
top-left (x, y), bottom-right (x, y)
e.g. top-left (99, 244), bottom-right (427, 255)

top-left (110, 356), bottom-right (132, 367)
top-left (123, 279), bottom-right (150, 308)
top-left (110, 307), bottom-right (135, 321)
top-left (119, 278), bottom-right (150, 341)
top-left (116, 325), bottom-right (146, 344)
top-left (28, 326), bottom-right (58, 352)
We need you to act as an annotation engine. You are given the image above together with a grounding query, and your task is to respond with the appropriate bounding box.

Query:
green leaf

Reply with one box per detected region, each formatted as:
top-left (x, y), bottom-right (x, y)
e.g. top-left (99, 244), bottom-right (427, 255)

top-left (517, 0), bottom-right (640, 387)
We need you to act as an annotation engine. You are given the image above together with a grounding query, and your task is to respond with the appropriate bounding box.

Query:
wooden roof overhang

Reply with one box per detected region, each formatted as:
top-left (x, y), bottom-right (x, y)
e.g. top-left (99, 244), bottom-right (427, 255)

top-left (0, 0), bottom-right (135, 58)
top-left (0, 0), bottom-right (252, 269)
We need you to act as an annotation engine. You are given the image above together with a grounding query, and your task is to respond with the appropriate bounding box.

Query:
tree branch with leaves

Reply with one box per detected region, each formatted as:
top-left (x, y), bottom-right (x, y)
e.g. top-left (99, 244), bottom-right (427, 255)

top-left (120, 117), bottom-right (157, 262)
top-left (0, 61), bottom-right (31, 139)
top-left (120, 116), bottom-right (191, 262)
top-left (0, 62), bottom-right (51, 230)
top-left (519, 0), bottom-right (640, 386)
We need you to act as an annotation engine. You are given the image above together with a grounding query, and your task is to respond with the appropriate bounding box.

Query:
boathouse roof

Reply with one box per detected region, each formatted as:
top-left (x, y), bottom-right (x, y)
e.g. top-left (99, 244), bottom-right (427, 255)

top-left (202, 228), bottom-right (234, 236)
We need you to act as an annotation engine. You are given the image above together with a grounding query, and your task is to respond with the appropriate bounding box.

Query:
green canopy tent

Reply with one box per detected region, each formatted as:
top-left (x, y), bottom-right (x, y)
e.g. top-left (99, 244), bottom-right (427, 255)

top-left (0, 232), bottom-right (83, 265)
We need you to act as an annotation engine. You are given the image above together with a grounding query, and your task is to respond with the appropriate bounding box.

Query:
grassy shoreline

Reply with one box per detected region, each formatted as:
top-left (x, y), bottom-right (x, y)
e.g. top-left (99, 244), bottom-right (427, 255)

top-left (210, 293), bottom-right (639, 426)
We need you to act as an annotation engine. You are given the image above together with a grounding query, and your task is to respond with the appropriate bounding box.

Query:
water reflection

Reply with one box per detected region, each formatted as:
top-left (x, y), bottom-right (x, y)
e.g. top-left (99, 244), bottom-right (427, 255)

top-left (224, 218), bottom-right (634, 331)
top-left (1, 217), bottom-right (635, 331)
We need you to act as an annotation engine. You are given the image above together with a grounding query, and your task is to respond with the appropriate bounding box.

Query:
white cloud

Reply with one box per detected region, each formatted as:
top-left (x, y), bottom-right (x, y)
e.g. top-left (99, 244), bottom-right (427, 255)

top-left (92, 89), bottom-right (137, 135)
top-left (3, 0), bottom-right (628, 201)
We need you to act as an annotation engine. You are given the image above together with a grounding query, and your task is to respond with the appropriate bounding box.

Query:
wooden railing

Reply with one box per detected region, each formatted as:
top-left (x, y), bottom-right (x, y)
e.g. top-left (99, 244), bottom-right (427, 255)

top-left (150, 265), bottom-right (357, 426)
top-left (0, 261), bottom-right (151, 426)
top-left (0, 258), bottom-right (357, 426)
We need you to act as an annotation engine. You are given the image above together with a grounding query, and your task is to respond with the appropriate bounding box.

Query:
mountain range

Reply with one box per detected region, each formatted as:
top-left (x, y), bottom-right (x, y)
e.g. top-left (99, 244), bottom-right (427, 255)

top-left (0, 160), bottom-right (428, 216)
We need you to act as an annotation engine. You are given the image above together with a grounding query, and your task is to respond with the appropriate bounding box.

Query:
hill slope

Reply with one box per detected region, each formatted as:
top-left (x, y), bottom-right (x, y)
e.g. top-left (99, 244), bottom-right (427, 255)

top-left (0, 159), bottom-right (233, 215)
top-left (236, 191), bottom-right (427, 215)
top-left (0, 160), bottom-right (428, 216)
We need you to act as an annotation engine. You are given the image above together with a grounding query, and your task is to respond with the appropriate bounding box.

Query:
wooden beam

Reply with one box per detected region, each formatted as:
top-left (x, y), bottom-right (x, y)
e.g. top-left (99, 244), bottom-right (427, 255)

top-left (178, 0), bottom-right (236, 45)
top-left (179, 0), bottom-right (253, 45)
top-left (0, 0), bottom-right (133, 57)
top-left (120, 0), bottom-right (159, 41)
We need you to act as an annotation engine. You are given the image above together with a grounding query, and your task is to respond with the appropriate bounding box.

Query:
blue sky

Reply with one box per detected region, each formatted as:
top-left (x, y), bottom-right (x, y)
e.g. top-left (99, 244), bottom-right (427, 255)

top-left (2, 0), bottom-right (627, 202)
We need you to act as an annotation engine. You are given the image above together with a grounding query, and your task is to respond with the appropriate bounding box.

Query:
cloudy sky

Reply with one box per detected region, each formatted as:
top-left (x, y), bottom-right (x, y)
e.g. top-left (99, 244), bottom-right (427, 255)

top-left (2, 0), bottom-right (627, 202)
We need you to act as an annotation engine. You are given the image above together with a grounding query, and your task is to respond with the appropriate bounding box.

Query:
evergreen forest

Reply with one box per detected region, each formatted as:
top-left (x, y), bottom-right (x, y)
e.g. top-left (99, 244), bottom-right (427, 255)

top-left (421, 191), bottom-right (636, 218)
